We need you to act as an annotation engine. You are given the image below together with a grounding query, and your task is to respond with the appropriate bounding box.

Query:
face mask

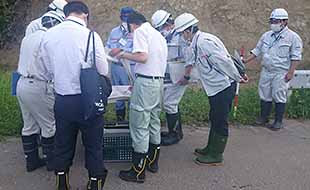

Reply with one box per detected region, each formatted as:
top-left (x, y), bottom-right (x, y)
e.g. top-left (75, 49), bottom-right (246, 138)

top-left (160, 29), bottom-right (171, 37)
top-left (270, 23), bottom-right (283, 33)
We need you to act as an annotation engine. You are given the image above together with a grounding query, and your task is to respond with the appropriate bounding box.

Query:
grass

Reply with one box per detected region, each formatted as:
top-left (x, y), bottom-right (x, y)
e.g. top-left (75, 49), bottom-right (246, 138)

top-left (0, 71), bottom-right (22, 137)
top-left (1, 71), bottom-right (310, 137)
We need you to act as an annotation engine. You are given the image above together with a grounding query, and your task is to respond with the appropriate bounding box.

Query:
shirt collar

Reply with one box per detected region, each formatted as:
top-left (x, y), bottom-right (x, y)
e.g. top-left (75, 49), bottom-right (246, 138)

top-left (191, 30), bottom-right (202, 46)
top-left (65, 16), bottom-right (87, 27)
top-left (38, 27), bottom-right (48, 32)
top-left (119, 24), bottom-right (128, 35)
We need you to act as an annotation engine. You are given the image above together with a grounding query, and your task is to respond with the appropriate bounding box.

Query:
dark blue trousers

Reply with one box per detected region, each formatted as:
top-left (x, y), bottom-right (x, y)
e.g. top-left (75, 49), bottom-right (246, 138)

top-left (53, 94), bottom-right (107, 177)
top-left (208, 82), bottom-right (236, 136)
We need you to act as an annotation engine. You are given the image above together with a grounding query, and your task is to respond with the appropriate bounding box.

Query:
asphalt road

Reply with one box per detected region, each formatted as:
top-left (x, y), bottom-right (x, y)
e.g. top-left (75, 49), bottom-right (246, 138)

top-left (0, 120), bottom-right (310, 190)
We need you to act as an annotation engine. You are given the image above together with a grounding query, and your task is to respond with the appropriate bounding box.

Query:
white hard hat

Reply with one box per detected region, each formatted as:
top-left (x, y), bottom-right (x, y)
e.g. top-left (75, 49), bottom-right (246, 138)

top-left (151, 10), bottom-right (171, 29)
top-left (48, 0), bottom-right (67, 12)
top-left (270, 8), bottom-right (288, 20)
top-left (174, 13), bottom-right (199, 33)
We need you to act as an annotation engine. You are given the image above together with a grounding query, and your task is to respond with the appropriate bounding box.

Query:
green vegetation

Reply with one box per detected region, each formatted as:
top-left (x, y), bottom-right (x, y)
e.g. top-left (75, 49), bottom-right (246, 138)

top-left (0, 71), bottom-right (22, 137)
top-left (0, 71), bottom-right (309, 137)
top-left (0, 0), bottom-right (15, 46)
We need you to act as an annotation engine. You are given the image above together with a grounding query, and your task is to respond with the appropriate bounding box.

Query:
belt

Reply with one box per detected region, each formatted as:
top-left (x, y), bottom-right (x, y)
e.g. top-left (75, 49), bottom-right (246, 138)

top-left (135, 73), bottom-right (163, 79)
top-left (113, 62), bottom-right (123, 66)
top-left (22, 75), bottom-right (53, 83)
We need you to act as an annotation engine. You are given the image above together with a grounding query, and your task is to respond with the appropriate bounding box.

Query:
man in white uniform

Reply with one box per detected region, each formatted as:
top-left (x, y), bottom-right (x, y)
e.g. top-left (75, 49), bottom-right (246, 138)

top-left (175, 13), bottom-right (241, 165)
top-left (17, 11), bottom-right (63, 172)
top-left (243, 8), bottom-right (303, 131)
top-left (116, 11), bottom-right (168, 183)
top-left (25, 0), bottom-right (67, 36)
top-left (151, 10), bottom-right (191, 146)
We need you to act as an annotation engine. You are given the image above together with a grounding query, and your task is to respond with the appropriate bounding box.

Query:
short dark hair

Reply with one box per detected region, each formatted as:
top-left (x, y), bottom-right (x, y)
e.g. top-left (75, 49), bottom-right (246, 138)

top-left (127, 11), bottom-right (147, 25)
top-left (63, 1), bottom-right (89, 17)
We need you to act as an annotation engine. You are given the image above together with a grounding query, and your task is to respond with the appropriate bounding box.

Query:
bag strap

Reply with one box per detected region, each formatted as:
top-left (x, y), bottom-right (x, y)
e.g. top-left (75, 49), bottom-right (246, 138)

top-left (91, 31), bottom-right (96, 69)
top-left (84, 30), bottom-right (92, 62)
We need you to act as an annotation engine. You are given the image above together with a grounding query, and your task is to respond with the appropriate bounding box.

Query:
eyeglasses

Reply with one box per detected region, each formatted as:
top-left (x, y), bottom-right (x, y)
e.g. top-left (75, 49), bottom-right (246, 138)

top-left (269, 19), bottom-right (282, 24)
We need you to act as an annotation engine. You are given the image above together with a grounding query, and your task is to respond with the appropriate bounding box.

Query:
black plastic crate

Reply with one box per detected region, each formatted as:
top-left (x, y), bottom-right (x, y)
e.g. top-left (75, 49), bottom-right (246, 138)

top-left (103, 122), bottom-right (133, 162)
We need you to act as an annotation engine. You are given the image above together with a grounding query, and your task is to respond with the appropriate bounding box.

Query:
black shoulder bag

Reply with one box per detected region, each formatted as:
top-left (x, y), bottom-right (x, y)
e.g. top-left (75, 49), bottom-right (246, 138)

top-left (80, 31), bottom-right (112, 120)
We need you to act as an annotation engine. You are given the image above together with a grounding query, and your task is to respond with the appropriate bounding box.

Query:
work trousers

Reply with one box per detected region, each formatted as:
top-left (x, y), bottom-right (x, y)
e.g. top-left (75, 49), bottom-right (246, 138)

top-left (53, 94), bottom-right (106, 177)
top-left (129, 77), bottom-right (163, 153)
top-left (163, 84), bottom-right (187, 114)
top-left (208, 82), bottom-right (236, 136)
top-left (16, 77), bottom-right (55, 138)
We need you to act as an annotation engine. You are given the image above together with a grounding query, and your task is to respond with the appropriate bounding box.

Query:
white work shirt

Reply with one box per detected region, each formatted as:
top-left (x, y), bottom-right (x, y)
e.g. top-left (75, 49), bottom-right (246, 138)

top-left (40, 16), bottom-right (109, 95)
top-left (18, 28), bottom-right (51, 81)
top-left (25, 17), bottom-right (42, 37)
top-left (251, 27), bottom-right (303, 73)
top-left (133, 22), bottom-right (168, 77)
top-left (191, 31), bottom-right (233, 97)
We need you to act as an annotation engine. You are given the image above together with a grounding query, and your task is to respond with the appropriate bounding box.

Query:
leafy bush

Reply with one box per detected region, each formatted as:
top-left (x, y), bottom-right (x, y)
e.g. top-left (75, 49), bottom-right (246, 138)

top-left (0, 0), bottom-right (15, 46)
top-left (287, 89), bottom-right (310, 119)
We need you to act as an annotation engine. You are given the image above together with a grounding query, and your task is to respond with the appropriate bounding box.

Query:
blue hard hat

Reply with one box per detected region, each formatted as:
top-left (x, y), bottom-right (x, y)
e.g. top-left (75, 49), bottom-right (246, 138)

top-left (120, 7), bottom-right (135, 22)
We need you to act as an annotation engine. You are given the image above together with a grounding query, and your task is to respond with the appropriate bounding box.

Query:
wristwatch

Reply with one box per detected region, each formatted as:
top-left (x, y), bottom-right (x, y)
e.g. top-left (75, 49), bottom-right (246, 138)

top-left (184, 75), bottom-right (191, 80)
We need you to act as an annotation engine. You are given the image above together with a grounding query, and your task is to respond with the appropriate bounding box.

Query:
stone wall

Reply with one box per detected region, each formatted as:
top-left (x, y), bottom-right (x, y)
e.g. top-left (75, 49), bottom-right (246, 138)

top-left (3, 0), bottom-right (310, 69)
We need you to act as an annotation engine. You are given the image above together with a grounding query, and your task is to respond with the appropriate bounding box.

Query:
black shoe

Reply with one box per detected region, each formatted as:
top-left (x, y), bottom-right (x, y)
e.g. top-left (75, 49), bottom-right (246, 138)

top-left (119, 152), bottom-right (147, 183)
top-left (41, 136), bottom-right (54, 171)
top-left (254, 117), bottom-right (269, 126)
top-left (269, 121), bottom-right (283, 131)
top-left (161, 132), bottom-right (179, 146)
top-left (87, 177), bottom-right (104, 190)
top-left (87, 170), bottom-right (108, 190)
top-left (22, 134), bottom-right (46, 172)
top-left (146, 144), bottom-right (160, 173)
top-left (255, 100), bottom-right (272, 126)
top-left (56, 171), bottom-right (70, 190)
top-left (269, 103), bottom-right (286, 131)
top-left (161, 112), bottom-right (183, 146)
top-left (160, 131), bottom-right (169, 138)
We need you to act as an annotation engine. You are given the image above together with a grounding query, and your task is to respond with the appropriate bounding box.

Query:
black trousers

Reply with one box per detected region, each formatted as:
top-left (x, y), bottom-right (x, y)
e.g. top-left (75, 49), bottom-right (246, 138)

top-left (209, 82), bottom-right (236, 136)
top-left (53, 94), bottom-right (106, 177)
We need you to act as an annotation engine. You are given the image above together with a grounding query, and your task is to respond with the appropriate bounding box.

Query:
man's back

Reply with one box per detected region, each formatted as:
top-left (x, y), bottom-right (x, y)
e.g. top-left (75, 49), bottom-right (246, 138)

top-left (133, 22), bottom-right (168, 77)
top-left (18, 29), bottom-right (46, 78)
top-left (41, 16), bottom-right (108, 95)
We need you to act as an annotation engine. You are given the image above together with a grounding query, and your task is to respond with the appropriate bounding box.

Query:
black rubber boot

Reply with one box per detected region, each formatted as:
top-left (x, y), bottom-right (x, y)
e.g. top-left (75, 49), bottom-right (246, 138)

top-left (161, 112), bottom-right (183, 146)
top-left (56, 171), bottom-right (70, 190)
top-left (146, 143), bottom-right (160, 173)
top-left (269, 103), bottom-right (286, 131)
top-left (87, 170), bottom-right (108, 190)
top-left (161, 112), bottom-right (175, 138)
top-left (21, 134), bottom-right (46, 172)
top-left (119, 152), bottom-right (147, 183)
top-left (41, 136), bottom-right (54, 171)
top-left (176, 112), bottom-right (183, 140)
top-left (255, 100), bottom-right (272, 126)
top-left (116, 108), bottom-right (126, 122)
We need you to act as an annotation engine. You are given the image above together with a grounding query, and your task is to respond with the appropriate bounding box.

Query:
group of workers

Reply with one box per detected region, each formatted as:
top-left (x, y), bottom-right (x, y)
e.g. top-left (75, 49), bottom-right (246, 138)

top-left (15, 0), bottom-right (303, 189)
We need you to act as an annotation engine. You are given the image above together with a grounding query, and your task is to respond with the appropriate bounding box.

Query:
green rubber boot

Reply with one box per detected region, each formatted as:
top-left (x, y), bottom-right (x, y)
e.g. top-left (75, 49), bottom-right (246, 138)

top-left (195, 132), bottom-right (228, 166)
top-left (194, 126), bottom-right (215, 156)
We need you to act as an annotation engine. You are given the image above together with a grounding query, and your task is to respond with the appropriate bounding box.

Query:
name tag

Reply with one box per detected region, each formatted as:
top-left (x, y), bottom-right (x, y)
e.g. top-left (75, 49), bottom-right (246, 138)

top-left (119, 38), bottom-right (127, 46)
